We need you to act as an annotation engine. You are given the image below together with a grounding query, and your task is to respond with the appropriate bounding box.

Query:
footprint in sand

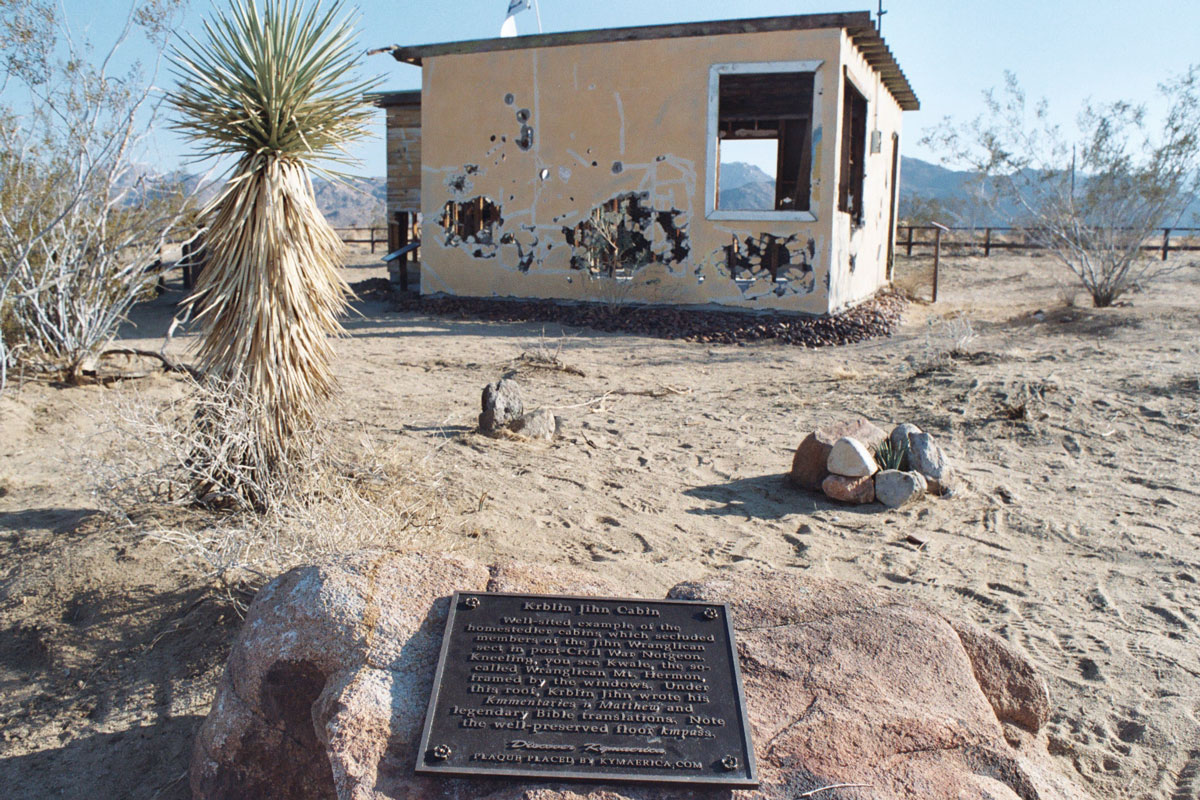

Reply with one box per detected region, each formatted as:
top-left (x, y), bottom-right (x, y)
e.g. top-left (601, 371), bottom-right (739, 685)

top-left (1145, 604), bottom-right (1191, 630)
top-left (782, 532), bottom-right (809, 559)
top-left (1078, 657), bottom-right (1102, 681)
top-left (1165, 749), bottom-right (1200, 800)
top-left (951, 584), bottom-right (1011, 614)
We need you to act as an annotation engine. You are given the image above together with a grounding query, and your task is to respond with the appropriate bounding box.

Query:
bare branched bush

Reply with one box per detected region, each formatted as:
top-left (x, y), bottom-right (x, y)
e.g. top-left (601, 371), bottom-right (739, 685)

top-left (0, 0), bottom-right (198, 389)
top-left (923, 67), bottom-right (1200, 307)
top-left (89, 378), bottom-right (448, 603)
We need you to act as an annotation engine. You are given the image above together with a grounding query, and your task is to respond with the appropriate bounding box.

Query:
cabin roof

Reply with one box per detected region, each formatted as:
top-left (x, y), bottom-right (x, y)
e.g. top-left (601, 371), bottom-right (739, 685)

top-left (374, 12), bottom-right (918, 111)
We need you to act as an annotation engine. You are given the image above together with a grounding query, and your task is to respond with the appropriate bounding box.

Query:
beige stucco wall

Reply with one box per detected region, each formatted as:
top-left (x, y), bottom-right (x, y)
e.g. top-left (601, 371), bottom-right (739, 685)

top-left (828, 31), bottom-right (906, 312)
top-left (415, 28), bottom-right (904, 314)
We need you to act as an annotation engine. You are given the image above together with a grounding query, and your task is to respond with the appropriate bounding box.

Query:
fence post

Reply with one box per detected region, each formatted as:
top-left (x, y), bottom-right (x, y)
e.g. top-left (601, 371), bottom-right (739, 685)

top-left (1162, 228), bottom-right (1171, 261)
top-left (397, 211), bottom-right (410, 293)
top-left (983, 227), bottom-right (991, 258)
top-left (370, 227), bottom-right (376, 254)
top-left (931, 222), bottom-right (949, 303)
top-left (905, 225), bottom-right (914, 257)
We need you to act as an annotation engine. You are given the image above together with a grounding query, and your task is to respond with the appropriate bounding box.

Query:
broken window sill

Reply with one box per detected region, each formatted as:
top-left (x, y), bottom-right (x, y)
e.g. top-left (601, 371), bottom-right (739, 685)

top-left (707, 209), bottom-right (817, 223)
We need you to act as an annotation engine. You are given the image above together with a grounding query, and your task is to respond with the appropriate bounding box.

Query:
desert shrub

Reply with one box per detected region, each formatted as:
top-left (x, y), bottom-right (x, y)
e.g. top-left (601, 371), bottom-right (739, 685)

top-left (0, 0), bottom-right (196, 389)
top-left (923, 68), bottom-right (1200, 307)
top-left (925, 313), bottom-right (976, 359)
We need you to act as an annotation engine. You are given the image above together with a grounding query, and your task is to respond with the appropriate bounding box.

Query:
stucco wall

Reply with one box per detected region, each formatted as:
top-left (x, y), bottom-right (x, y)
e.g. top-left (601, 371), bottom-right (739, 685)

top-left (415, 27), bottom-right (903, 314)
top-left (827, 30), bottom-right (906, 312)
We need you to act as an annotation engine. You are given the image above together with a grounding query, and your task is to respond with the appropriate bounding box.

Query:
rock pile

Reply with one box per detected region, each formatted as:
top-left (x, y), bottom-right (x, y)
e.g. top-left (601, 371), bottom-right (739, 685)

top-left (478, 378), bottom-right (560, 440)
top-left (393, 290), bottom-right (905, 347)
top-left (791, 419), bottom-right (955, 508)
top-left (190, 553), bottom-right (1091, 800)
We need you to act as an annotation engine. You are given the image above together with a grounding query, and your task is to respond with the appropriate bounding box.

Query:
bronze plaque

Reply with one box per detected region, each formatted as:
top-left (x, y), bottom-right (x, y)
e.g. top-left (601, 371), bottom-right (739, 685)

top-left (416, 592), bottom-right (757, 788)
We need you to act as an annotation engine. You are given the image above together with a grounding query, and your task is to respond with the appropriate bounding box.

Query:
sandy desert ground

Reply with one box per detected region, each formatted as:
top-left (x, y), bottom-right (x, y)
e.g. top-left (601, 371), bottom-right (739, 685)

top-left (1, 244), bottom-right (1198, 799)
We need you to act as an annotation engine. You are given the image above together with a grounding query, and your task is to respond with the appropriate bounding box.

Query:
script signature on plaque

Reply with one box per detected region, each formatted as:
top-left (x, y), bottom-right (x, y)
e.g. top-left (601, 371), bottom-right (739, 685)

top-left (415, 592), bottom-right (757, 788)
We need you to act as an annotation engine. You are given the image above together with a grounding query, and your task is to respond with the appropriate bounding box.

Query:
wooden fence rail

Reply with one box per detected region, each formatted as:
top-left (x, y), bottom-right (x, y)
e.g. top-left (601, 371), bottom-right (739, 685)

top-left (332, 226), bottom-right (385, 253)
top-left (898, 226), bottom-right (1200, 261)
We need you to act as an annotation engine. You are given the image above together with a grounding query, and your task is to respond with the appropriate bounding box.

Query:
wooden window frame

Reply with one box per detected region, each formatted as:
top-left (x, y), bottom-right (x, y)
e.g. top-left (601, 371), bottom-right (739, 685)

top-left (705, 60), bottom-right (823, 222)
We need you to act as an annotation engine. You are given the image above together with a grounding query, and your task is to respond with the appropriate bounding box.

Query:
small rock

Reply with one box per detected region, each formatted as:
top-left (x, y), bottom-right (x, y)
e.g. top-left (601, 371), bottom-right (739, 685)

top-left (789, 418), bottom-right (886, 490)
top-left (909, 432), bottom-right (953, 495)
top-left (827, 437), bottom-right (878, 478)
top-left (478, 378), bottom-right (523, 432)
top-left (994, 485), bottom-right (1019, 504)
top-left (822, 473), bottom-right (876, 504)
top-left (889, 422), bottom-right (922, 452)
top-left (875, 469), bottom-right (927, 508)
top-left (507, 408), bottom-right (559, 440)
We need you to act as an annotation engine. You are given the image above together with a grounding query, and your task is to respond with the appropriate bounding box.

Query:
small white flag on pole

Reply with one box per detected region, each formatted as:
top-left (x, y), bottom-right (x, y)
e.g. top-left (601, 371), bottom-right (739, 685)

top-left (501, 0), bottom-right (531, 37)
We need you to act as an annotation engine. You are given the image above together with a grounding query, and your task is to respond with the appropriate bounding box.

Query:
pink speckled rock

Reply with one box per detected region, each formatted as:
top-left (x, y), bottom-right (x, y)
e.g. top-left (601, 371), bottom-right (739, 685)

top-left (193, 556), bottom-right (1088, 800)
top-left (820, 474), bottom-right (876, 504)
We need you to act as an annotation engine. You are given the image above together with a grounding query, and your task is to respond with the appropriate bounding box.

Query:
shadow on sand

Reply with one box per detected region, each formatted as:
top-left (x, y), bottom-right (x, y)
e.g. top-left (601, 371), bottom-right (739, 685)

top-left (683, 473), bottom-right (884, 520)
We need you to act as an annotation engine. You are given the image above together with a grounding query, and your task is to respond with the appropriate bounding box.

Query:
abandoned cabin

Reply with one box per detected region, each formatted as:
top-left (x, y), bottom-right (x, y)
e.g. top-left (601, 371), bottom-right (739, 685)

top-left (375, 11), bottom-right (918, 315)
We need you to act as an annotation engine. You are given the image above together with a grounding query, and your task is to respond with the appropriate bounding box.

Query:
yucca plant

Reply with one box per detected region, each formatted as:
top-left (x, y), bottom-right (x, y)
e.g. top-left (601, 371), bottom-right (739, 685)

top-left (875, 439), bottom-right (909, 472)
top-left (167, 0), bottom-right (378, 493)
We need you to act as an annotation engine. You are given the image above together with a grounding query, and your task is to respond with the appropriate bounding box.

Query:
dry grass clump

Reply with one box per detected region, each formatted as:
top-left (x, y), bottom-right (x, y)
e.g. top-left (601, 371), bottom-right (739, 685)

top-left (89, 378), bottom-right (447, 606)
top-left (919, 313), bottom-right (977, 364)
top-left (509, 328), bottom-right (586, 377)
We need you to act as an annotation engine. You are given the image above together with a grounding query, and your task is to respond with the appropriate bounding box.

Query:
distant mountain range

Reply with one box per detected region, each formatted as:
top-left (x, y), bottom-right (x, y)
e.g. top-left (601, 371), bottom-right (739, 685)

top-left (140, 171), bottom-right (389, 228)
top-left (717, 161), bottom-right (776, 210)
top-left (311, 176), bottom-right (387, 227)
top-left (897, 157), bottom-right (1200, 226)
top-left (715, 158), bottom-right (990, 221)
top-left (147, 158), bottom-right (1195, 229)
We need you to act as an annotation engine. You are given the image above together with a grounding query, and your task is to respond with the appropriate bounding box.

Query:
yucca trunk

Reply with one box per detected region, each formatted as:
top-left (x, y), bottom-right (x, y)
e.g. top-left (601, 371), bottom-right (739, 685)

top-left (192, 153), bottom-right (348, 465)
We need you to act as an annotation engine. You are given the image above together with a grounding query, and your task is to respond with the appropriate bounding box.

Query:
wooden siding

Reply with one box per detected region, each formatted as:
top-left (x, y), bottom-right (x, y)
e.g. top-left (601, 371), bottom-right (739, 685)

top-left (386, 106), bottom-right (421, 214)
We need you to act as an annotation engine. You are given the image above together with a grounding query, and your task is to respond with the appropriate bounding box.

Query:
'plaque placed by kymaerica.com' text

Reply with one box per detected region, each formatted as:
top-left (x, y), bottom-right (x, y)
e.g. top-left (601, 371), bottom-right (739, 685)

top-left (415, 592), bottom-right (757, 788)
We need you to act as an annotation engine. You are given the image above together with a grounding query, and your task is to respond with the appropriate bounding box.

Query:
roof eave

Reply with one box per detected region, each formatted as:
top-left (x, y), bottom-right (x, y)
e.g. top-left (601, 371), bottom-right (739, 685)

top-left (375, 11), bottom-right (918, 112)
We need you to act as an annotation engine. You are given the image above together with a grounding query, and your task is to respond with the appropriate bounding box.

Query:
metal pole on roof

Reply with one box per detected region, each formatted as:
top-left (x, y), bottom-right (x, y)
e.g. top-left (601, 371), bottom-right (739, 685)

top-left (532, 0), bottom-right (543, 33)
top-left (876, 0), bottom-right (887, 34)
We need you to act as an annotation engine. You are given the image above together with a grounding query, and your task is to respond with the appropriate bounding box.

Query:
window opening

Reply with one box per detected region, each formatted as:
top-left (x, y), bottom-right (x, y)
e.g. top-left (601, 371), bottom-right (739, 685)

top-left (838, 75), bottom-right (868, 225)
top-left (715, 71), bottom-right (814, 213)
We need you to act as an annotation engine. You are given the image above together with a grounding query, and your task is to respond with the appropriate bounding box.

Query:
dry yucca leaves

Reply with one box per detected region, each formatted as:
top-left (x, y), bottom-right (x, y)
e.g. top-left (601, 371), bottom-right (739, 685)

top-left (167, 0), bottom-right (378, 479)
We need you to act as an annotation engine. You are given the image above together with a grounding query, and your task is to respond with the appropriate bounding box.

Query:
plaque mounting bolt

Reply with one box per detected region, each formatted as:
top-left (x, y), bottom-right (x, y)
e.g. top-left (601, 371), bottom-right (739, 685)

top-left (703, 607), bottom-right (719, 620)
top-left (431, 744), bottom-right (452, 760)
top-left (462, 597), bottom-right (480, 609)
top-left (721, 754), bottom-right (740, 771)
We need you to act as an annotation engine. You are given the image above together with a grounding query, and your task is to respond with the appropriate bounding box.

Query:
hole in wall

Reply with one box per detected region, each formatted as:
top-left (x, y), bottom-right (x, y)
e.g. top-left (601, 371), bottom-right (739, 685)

top-left (517, 125), bottom-right (535, 151)
top-left (563, 192), bottom-right (689, 278)
top-left (440, 196), bottom-right (503, 258)
top-left (719, 232), bottom-right (815, 295)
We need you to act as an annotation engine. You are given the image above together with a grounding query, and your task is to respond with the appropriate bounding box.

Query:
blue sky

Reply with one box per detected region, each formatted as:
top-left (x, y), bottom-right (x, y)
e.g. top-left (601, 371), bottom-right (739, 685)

top-left (22, 0), bottom-right (1200, 177)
